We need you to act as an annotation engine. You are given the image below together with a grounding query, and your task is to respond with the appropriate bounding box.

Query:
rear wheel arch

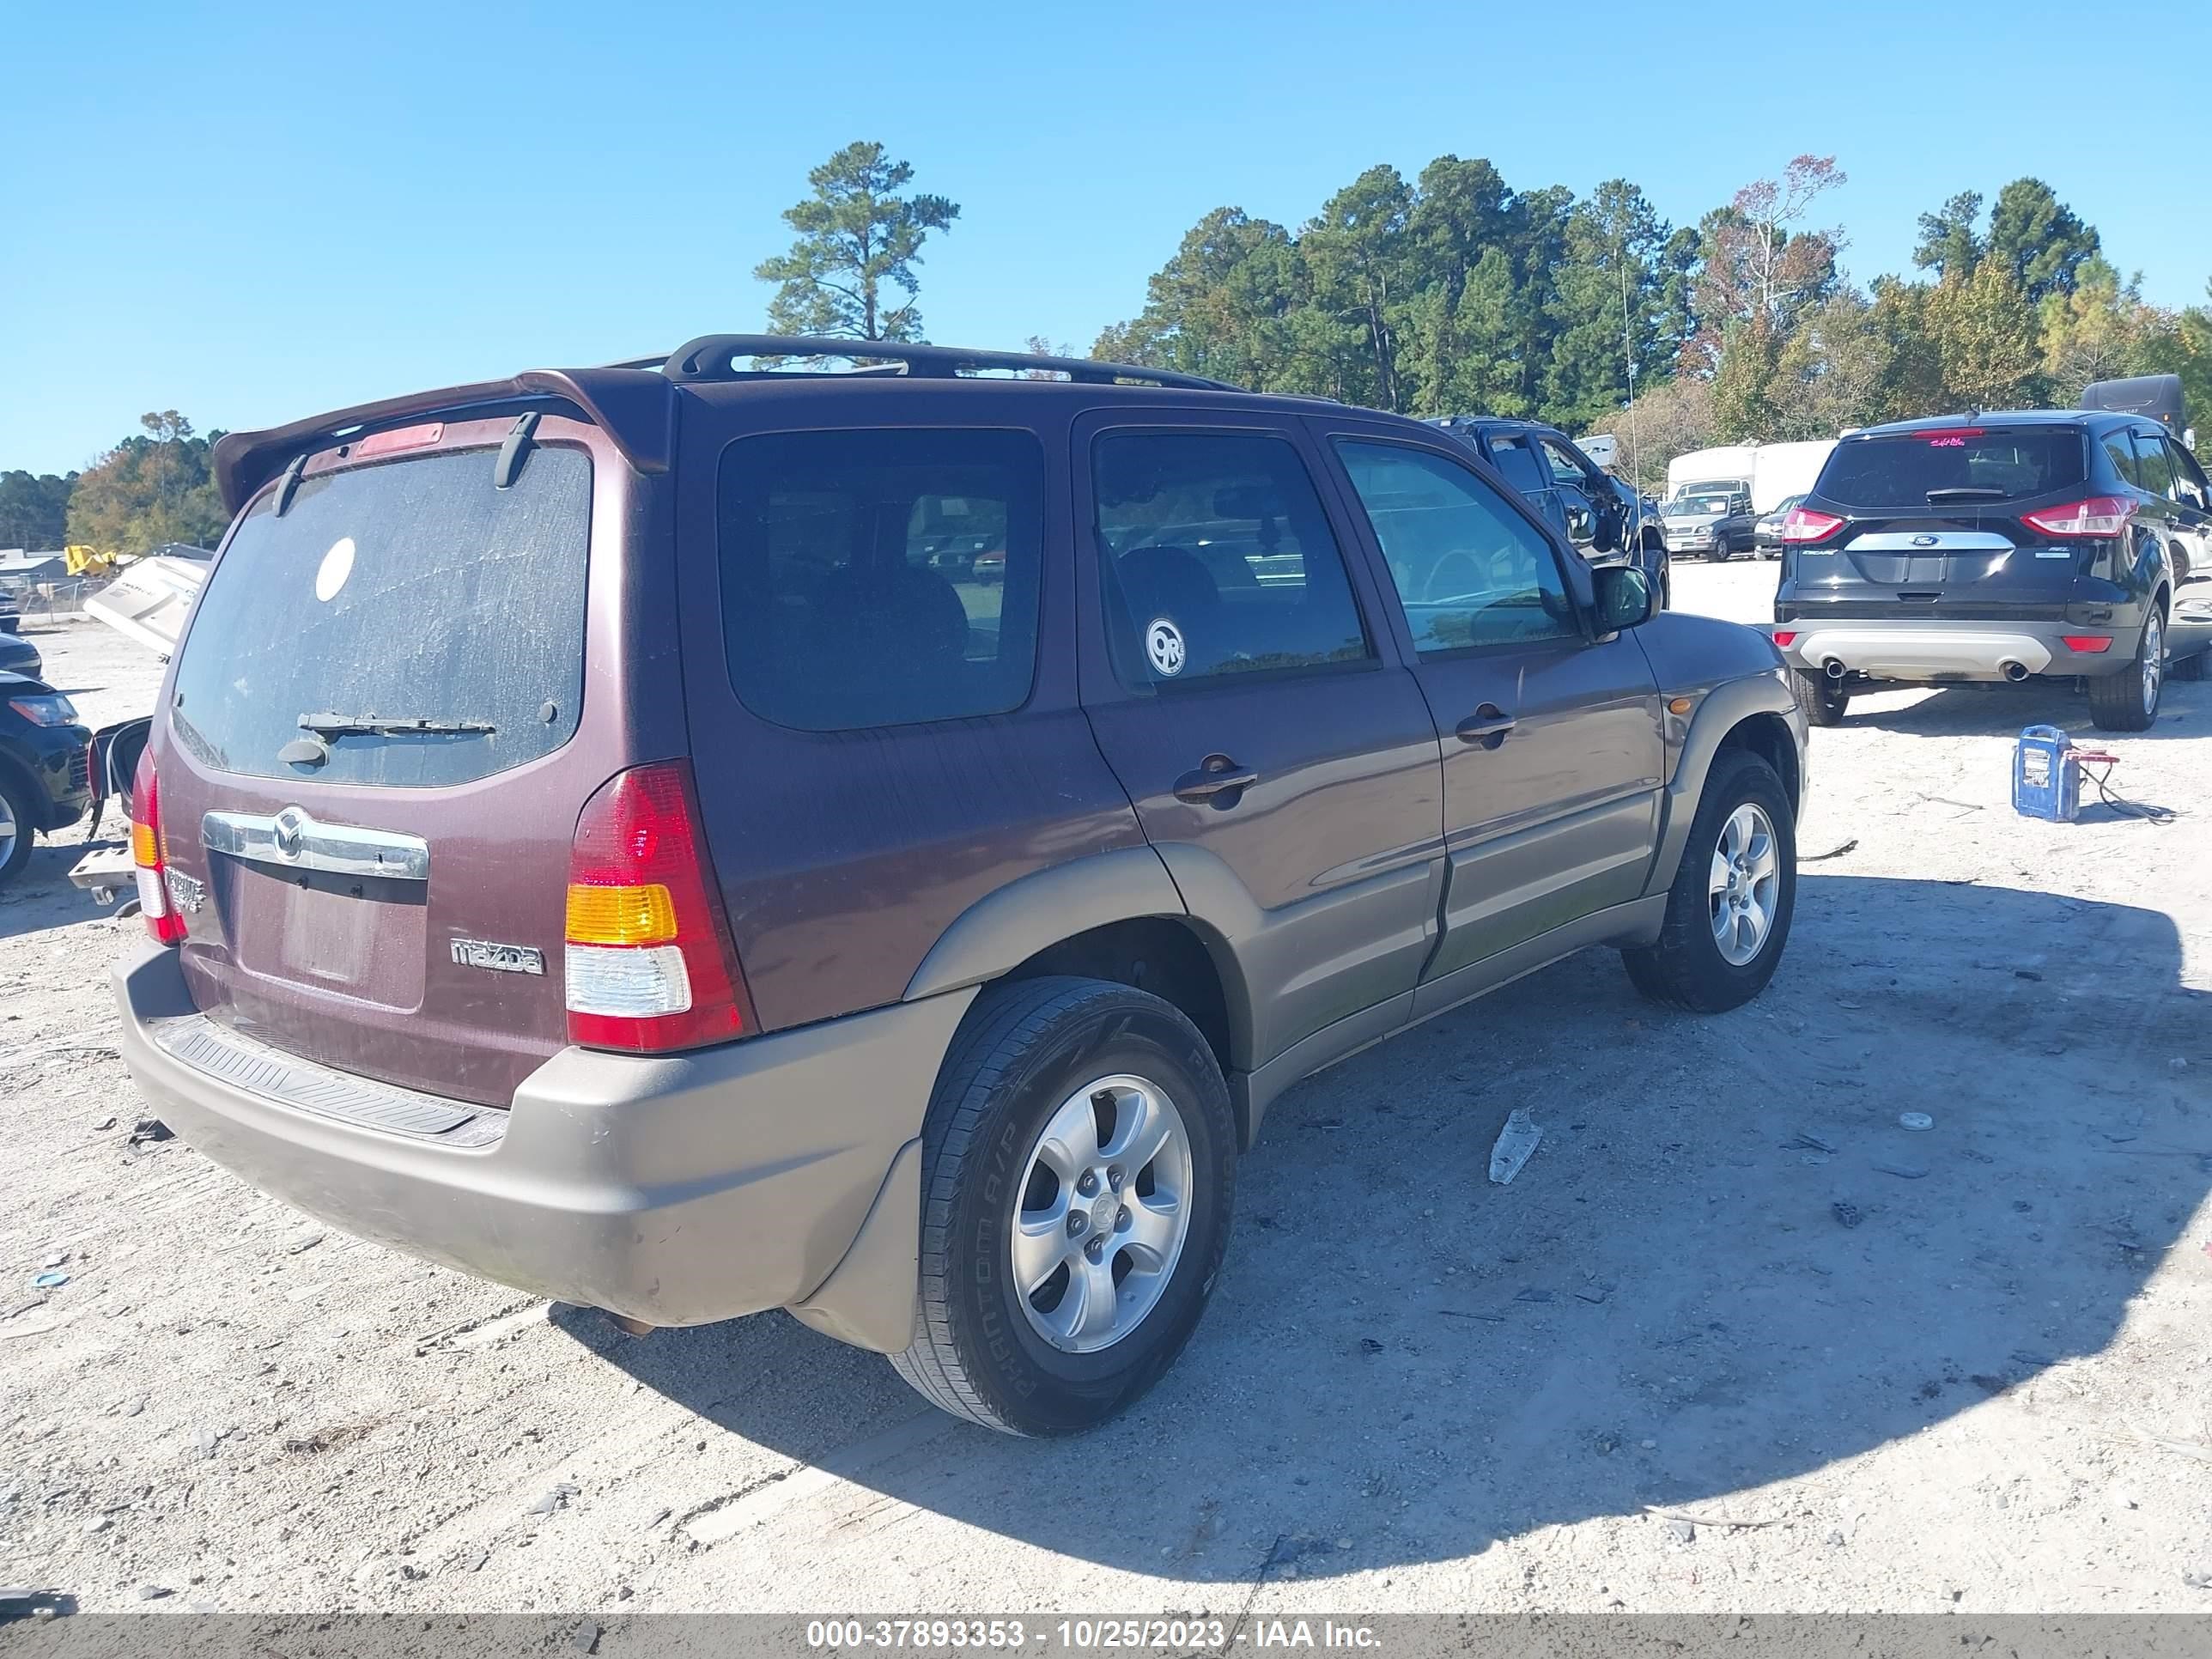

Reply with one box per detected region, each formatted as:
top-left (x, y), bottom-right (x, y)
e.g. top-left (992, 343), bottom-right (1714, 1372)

top-left (999, 916), bottom-right (1237, 1091)
top-left (0, 746), bottom-right (51, 835)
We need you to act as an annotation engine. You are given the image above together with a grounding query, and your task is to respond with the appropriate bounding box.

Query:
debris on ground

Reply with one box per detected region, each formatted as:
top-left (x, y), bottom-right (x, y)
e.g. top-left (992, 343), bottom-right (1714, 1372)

top-left (1875, 1164), bottom-right (1929, 1180)
top-left (128, 1119), bottom-right (173, 1146)
top-left (1802, 839), bottom-right (1859, 862)
top-left (284, 1231), bottom-right (325, 1255)
top-left (1488, 1108), bottom-right (1543, 1185)
top-left (30, 1272), bottom-right (67, 1290)
top-left (1899, 1112), bottom-right (1935, 1132)
top-left (1833, 1202), bottom-right (1863, 1229)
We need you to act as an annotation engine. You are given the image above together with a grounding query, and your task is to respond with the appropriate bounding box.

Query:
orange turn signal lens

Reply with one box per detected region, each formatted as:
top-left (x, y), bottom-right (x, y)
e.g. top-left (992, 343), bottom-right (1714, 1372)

top-left (131, 821), bottom-right (161, 868)
top-left (565, 882), bottom-right (678, 945)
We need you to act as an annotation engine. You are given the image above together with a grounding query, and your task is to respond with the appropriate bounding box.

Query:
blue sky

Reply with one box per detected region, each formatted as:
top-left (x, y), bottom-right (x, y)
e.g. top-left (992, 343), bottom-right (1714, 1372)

top-left (5, 0), bottom-right (2209, 477)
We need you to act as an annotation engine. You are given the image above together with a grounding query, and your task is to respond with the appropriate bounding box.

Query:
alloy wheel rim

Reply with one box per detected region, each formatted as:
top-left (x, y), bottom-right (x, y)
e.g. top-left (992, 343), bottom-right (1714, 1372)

top-left (1011, 1073), bottom-right (1194, 1354)
top-left (1708, 802), bottom-right (1779, 968)
top-left (2144, 613), bottom-right (2162, 715)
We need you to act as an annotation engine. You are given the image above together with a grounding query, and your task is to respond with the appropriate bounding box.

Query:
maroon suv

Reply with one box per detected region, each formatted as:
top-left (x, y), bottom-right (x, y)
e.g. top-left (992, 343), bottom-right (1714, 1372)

top-left (112, 337), bottom-right (1807, 1435)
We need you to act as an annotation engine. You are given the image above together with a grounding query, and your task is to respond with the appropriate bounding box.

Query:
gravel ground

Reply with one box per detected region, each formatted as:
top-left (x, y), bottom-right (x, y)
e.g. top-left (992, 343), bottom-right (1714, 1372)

top-left (2, 566), bottom-right (2209, 1618)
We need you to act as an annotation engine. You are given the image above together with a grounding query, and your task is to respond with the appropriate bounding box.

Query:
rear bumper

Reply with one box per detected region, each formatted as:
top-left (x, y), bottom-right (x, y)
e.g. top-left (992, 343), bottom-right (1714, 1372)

top-left (1772, 621), bottom-right (2131, 683)
top-left (112, 940), bottom-right (972, 1336)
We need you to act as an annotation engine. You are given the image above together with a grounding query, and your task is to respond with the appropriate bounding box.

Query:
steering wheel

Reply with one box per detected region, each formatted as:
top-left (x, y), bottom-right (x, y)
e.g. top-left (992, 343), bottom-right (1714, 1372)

top-left (1424, 551), bottom-right (1486, 603)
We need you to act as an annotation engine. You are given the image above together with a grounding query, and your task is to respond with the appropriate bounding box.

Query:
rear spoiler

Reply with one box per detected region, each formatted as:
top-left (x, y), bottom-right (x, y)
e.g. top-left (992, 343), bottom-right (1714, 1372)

top-left (210, 366), bottom-right (678, 514)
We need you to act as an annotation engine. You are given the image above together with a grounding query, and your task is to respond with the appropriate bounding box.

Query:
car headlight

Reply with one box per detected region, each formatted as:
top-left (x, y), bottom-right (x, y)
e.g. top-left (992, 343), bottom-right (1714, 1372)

top-left (7, 693), bottom-right (78, 726)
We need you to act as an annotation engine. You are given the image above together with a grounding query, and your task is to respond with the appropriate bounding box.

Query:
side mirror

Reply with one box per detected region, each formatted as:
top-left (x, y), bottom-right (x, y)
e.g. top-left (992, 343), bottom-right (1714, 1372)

top-left (1564, 501), bottom-right (1595, 546)
top-left (1593, 565), bottom-right (1653, 634)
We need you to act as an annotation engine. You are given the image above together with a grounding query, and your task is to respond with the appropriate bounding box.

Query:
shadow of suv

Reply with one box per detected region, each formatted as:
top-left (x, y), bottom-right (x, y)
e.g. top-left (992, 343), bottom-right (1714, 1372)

top-left (109, 337), bottom-right (1806, 1436)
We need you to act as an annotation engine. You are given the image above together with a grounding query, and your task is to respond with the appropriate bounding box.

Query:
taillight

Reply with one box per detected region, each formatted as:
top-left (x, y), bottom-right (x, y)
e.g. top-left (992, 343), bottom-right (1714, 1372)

top-left (1771, 629), bottom-right (1799, 648)
top-left (131, 749), bottom-right (186, 945)
top-left (2022, 496), bottom-right (2135, 538)
top-left (564, 762), bottom-right (752, 1053)
top-left (1781, 507), bottom-right (1844, 544)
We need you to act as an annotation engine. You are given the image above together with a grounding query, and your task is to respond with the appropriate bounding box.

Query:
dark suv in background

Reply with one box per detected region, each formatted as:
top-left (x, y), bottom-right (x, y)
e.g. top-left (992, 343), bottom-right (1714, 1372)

top-left (1427, 416), bottom-right (1671, 607)
top-left (1773, 410), bottom-right (2210, 728)
top-left (111, 337), bottom-right (1804, 1437)
top-left (0, 671), bottom-right (91, 885)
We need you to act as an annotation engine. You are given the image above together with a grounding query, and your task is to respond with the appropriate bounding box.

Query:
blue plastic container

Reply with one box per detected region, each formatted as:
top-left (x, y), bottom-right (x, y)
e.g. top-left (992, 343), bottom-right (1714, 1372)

top-left (2013, 725), bottom-right (2082, 822)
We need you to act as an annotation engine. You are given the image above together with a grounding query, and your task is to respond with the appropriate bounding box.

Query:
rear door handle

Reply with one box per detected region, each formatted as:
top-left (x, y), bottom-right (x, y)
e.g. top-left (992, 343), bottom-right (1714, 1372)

top-left (1455, 704), bottom-right (1517, 746)
top-left (1173, 756), bottom-right (1260, 804)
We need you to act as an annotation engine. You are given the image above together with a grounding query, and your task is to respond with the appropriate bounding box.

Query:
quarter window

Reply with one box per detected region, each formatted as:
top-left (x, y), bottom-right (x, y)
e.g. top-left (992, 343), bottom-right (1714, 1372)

top-left (1335, 441), bottom-right (1579, 654)
top-left (1091, 431), bottom-right (1370, 685)
top-left (716, 428), bottom-right (1042, 731)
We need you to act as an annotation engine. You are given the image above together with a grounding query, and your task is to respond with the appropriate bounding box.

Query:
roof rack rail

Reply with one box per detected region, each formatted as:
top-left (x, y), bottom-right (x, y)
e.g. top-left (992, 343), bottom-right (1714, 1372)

top-left (660, 335), bottom-right (1242, 393)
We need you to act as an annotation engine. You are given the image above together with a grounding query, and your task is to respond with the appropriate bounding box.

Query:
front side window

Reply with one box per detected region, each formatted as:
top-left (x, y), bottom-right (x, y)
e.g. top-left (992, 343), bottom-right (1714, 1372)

top-left (1091, 431), bottom-right (1370, 685)
top-left (1539, 437), bottom-right (1590, 486)
top-left (1335, 441), bottom-right (1578, 654)
top-left (717, 428), bottom-right (1042, 731)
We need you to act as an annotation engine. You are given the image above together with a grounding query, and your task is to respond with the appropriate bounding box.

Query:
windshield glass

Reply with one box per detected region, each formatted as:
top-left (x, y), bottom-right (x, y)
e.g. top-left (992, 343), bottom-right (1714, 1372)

top-left (1816, 428), bottom-right (2087, 508)
top-left (171, 446), bottom-right (592, 787)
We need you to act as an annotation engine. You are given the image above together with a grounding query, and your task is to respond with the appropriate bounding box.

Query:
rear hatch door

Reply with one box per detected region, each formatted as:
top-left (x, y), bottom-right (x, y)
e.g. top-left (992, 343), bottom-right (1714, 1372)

top-left (1803, 425), bottom-right (2093, 617)
top-left (154, 419), bottom-right (630, 1108)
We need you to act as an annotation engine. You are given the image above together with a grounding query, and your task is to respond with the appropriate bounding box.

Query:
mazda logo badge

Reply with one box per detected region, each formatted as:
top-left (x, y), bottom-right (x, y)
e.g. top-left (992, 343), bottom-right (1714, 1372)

top-left (272, 806), bottom-right (309, 861)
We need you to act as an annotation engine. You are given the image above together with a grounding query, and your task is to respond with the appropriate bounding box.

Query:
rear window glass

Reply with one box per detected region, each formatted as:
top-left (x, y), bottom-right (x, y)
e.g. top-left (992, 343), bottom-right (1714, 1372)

top-left (171, 446), bottom-right (592, 787)
top-left (1816, 428), bottom-right (2085, 507)
top-left (717, 428), bottom-right (1042, 731)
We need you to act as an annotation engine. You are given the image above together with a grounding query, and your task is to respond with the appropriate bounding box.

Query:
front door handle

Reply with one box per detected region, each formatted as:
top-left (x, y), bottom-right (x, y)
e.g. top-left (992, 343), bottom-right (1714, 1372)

top-left (1455, 705), bottom-right (1516, 748)
top-left (1173, 755), bottom-right (1260, 804)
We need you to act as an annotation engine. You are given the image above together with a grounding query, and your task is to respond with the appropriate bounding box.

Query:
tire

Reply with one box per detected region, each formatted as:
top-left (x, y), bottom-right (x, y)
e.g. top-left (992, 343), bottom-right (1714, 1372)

top-left (1787, 666), bottom-right (1849, 727)
top-left (2087, 606), bottom-right (2164, 732)
top-left (890, 975), bottom-right (1237, 1437)
top-left (1622, 748), bottom-right (1796, 1013)
top-left (0, 768), bottom-right (34, 886)
top-left (1711, 533), bottom-right (1730, 563)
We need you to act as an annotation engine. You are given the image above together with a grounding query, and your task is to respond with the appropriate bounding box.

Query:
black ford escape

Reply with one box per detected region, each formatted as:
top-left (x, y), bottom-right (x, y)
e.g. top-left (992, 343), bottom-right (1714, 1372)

top-left (1773, 410), bottom-right (2211, 729)
top-left (112, 337), bottom-right (1805, 1435)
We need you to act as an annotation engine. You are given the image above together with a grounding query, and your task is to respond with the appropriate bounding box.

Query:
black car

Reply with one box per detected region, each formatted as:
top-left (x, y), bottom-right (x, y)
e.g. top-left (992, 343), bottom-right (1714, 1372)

top-left (0, 670), bottom-right (93, 884)
top-left (1427, 416), bottom-right (1672, 606)
top-left (1773, 410), bottom-right (2211, 730)
top-left (1753, 494), bottom-right (1805, 556)
top-left (0, 589), bottom-right (21, 634)
top-left (0, 629), bottom-right (42, 678)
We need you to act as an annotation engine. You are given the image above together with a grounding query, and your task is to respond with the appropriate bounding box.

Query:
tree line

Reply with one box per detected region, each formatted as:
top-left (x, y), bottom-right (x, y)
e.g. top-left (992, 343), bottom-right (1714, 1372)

top-left (1090, 155), bottom-right (2212, 489)
top-left (14, 143), bottom-right (2211, 554)
top-left (0, 411), bottom-right (228, 558)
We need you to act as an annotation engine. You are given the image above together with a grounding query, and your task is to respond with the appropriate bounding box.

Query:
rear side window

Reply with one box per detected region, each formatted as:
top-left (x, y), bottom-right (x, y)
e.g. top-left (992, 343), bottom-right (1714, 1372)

top-left (717, 428), bottom-right (1042, 731)
top-left (1816, 428), bottom-right (2086, 507)
top-left (171, 446), bottom-right (592, 787)
top-left (2101, 429), bottom-right (2142, 486)
top-left (1091, 431), bottom-right (1370, 684)
top-left (1486, 434), bottom-right (1548, 496)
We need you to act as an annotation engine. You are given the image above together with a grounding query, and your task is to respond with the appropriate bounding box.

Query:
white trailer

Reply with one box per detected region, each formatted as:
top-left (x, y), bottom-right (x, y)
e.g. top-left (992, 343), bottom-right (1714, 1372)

top-left (1667, 440), bottom-right (1837, 513)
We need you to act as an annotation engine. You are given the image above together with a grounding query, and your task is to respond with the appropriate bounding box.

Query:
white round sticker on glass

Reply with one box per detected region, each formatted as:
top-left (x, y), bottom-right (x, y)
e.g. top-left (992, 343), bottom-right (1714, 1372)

top-left (1145, 616), bottom-right (1187, 677)
top-left (314, 537), bottom-right (356, 603)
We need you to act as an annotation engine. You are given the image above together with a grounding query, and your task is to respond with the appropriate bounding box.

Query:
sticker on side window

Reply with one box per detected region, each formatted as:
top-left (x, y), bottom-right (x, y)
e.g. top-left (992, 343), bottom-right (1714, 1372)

top-left (1145, 617), bottom-right (1187, 677)
top-left (314, 536), bottom-right (356, 602)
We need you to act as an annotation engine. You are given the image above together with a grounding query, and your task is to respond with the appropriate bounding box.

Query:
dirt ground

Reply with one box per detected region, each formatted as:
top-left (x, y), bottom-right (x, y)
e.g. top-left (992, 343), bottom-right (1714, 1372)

top-left (3, 564), bottom-right (2209, 1619)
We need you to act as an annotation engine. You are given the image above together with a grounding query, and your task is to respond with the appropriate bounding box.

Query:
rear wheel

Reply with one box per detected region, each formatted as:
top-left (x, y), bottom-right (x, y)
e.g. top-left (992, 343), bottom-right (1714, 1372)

top-left (2087, 608), bottom-right (2163, 732)
top-left (891, 976), bottom-right (1236, 1436)
top-left (1623, 749), bottom-right (1796, 1013)
top-left (0, 770), bottom-right (32, 885)
top-left (1788, 666), bottom-right (1849, 727)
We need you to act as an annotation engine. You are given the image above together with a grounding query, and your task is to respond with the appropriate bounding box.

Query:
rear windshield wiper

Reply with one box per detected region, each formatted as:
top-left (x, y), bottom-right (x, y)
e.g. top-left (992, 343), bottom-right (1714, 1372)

top-left (298, 711), bottom-right (497, 738)
top-left (1924, 487), bottom-right (2008, 503)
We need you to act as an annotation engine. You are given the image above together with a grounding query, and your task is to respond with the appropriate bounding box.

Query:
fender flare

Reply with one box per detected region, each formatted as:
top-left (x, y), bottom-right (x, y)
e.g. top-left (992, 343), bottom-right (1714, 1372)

top-left (902, 844), bottom-right (1188, 1002)
top-left (1649, 672), bottom-right (1802, 896)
